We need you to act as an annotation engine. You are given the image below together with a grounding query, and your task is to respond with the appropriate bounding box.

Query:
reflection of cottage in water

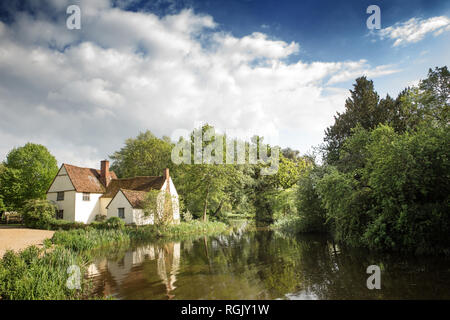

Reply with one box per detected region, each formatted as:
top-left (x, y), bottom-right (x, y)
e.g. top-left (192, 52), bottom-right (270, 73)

top-left (87, 242), bottom-right (180, 299)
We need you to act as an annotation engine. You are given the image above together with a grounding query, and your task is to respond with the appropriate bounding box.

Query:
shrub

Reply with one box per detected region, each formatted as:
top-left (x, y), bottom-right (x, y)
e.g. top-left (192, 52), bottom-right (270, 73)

top-left (95, 214), bottom-right (106, 222)
top-left (21, 199), bottom-right (56, 229)
top-left (49, 219), bottom-right (86, 230)
top-left (99, 217), bottom-right (125, 230)
top-left (182, 210), bottom-right (193, 222)
top-left (361, 124), bottom-right (450, 253)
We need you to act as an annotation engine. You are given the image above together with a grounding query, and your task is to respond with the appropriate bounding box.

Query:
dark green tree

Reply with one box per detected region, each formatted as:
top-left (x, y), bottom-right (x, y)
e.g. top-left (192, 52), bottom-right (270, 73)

top-left (324, 76), bottom-right (380, 164)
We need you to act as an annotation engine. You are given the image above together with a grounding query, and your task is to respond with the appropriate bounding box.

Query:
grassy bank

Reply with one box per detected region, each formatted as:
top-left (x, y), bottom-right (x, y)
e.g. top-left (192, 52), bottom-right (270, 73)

top-left (0, 245), bottom-right (90, 300)
top-left (0, 220), bottom-right (230, 300)
top-left (51, 220), bottom-right (230, 251)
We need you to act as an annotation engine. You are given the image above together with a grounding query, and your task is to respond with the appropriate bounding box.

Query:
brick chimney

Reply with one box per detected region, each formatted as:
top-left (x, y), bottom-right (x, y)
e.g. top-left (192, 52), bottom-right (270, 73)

top-left (163, 168), bottom-right (170, 192)
top-left (100, 160), bottom-right (110, 187)
top-left (163, 168), bottom-right (170, 180)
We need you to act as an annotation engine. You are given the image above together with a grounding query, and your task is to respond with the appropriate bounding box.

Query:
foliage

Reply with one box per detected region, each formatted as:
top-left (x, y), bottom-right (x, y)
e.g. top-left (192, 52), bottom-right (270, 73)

top-left (271, 216), bottom-right (304, 235)
top-left (94, 214), bottom-right (107, 222)
top-left (323, 76), bottom-right (381, 164)
top-left (126, 220), bottom-right (229, 242)
top-left (52, 227), bottom-right (130, 251)
top-left (182, 210), bottom-right (193, 222)
top-left (109, 130), bottom-right (174, 178)
top-left (295, 65), bottom-right (450, 255)
top-left (96, 217), bottom-right (125, 230)
top-left (295, 166), bottom-right (328, 233)
top-left (175, 125), bottom-right (245, 222)
top-left (361, 124), bottom-right (450, 253)
top-left (0, 143), bottom-right (58, 210)
top-left (0, 246), bottom-right (89, 300)
top-left (21, 199), bottom-right (56, 229)
top-left (49, 219), bottom-right (87, 230)
top-left (141, 189), bottom-right (174, 225)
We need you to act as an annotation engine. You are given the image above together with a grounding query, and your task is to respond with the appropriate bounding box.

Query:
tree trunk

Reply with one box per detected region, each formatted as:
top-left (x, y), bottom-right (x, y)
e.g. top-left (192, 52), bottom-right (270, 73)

top-left (212, 200), bottom-right (223, 217)
top-left (203, 186), bottom-right (210, 222)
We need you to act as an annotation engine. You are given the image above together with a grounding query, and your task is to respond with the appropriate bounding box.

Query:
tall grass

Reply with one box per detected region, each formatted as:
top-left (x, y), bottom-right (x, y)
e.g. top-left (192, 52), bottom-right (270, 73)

top-left (52, 228), bottom-right (131, 251)
top-left (0, 246), bottom-right (91, 300)
top-left (127, 221), bottom-right (230, 241)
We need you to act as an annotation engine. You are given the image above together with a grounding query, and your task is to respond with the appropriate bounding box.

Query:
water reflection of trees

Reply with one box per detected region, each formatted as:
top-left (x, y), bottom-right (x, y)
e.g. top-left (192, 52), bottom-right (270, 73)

top-left (88, 229), bottom-right (450, 299)
top-left (179, 231), bottom-right (450, 299)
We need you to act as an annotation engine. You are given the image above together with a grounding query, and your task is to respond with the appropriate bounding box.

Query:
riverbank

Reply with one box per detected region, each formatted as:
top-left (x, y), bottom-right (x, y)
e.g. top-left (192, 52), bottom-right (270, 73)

top-left (0, 220), bottom-right (230, 300)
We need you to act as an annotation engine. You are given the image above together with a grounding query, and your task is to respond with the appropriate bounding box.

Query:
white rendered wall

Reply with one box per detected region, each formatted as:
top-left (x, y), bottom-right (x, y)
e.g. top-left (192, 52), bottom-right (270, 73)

top-left (74, 192), bottom-right (102, 224)
top-left (47, 190), bottom-right (76, 222)
top-left (106, 191), bottom-right (135, 225)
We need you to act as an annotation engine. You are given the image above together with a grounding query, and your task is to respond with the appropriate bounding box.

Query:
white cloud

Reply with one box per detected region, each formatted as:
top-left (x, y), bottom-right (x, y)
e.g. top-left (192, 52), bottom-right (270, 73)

top-left (378, 16), bottom-right (450, 47)
top-left (0, 0), bottom-right (399, 166)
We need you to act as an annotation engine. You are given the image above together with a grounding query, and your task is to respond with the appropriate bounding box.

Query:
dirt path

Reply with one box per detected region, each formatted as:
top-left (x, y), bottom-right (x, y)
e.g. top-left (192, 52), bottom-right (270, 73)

top-left (0, 226), bottom-right (54, 258)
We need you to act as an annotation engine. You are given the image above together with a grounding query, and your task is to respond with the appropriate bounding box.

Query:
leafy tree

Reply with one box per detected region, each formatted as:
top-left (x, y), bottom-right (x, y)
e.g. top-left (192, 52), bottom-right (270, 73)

top-left (397, 66), bottom-right (449, 129)
top-left (110, 130), bottom-right (174, 178)
top-left (419, 66), bottom-right (449, 108)
top-left (0, 143), bottom-right (58, 210)
top-left (176, 125), bottom-right (243, 221)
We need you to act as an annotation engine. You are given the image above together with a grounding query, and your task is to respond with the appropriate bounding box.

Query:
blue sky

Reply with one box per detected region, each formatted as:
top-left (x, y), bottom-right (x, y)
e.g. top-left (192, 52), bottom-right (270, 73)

top-left (118, 0), bottom-right (450, 95)
top-left (0, 0), bottom-right (449, 166)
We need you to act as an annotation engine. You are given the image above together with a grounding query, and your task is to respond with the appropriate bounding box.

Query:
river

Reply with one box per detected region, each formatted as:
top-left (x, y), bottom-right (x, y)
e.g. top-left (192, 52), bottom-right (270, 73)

top-left (86, 227), bottom-right (450, 299)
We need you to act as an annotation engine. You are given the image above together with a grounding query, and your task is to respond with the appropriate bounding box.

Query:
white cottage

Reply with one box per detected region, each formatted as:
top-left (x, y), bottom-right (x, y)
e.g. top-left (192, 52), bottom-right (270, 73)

top-left (46, 160), bottom-right (180, 225)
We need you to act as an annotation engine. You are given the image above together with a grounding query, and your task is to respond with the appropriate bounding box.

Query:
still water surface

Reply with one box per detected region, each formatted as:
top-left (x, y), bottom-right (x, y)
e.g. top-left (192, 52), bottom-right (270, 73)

top-left (87, 228), bottom-right (450, 299)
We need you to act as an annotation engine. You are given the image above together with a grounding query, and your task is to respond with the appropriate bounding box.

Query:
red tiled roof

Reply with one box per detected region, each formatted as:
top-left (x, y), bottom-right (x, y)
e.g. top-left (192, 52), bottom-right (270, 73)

top-left (63, 164), bottom-right (117, 193)
top-left (101, 176), bottom-right (165, 198)
top-left (120, 189), bottom-right (149, 209)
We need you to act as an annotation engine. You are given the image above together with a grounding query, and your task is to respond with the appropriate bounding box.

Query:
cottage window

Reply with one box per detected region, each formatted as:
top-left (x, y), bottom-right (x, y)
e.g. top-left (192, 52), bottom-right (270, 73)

top-left (82, 193), bottom-right (90, 201)
top-left (118, 208), bottom-right (125, 219)
top-left (56, 210), bottom-right (64, 220)
top-left (57, 191), bottom-right (64, 201)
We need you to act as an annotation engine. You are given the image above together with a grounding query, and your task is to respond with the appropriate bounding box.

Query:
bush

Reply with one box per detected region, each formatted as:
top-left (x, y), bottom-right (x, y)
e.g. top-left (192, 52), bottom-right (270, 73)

top-left (91, 217), bottom-right (125, 230)
top-left (361, 124), bottom-right (450, 253)
top-left (49, 219), bottom-right (87, 231)
top-left (21, 199), bottom-right (56, 229)
top-left (182, 210), bottom-right (193, 222)
top-left (95, 214), bottom-right (107, 222)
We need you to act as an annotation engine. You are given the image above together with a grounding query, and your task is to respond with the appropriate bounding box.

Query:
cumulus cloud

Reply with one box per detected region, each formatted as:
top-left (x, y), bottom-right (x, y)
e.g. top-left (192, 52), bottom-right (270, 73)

top-left (378, 16), bottom-right (450, 47)
top-left (0, 0), bottom-right (398, 166)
